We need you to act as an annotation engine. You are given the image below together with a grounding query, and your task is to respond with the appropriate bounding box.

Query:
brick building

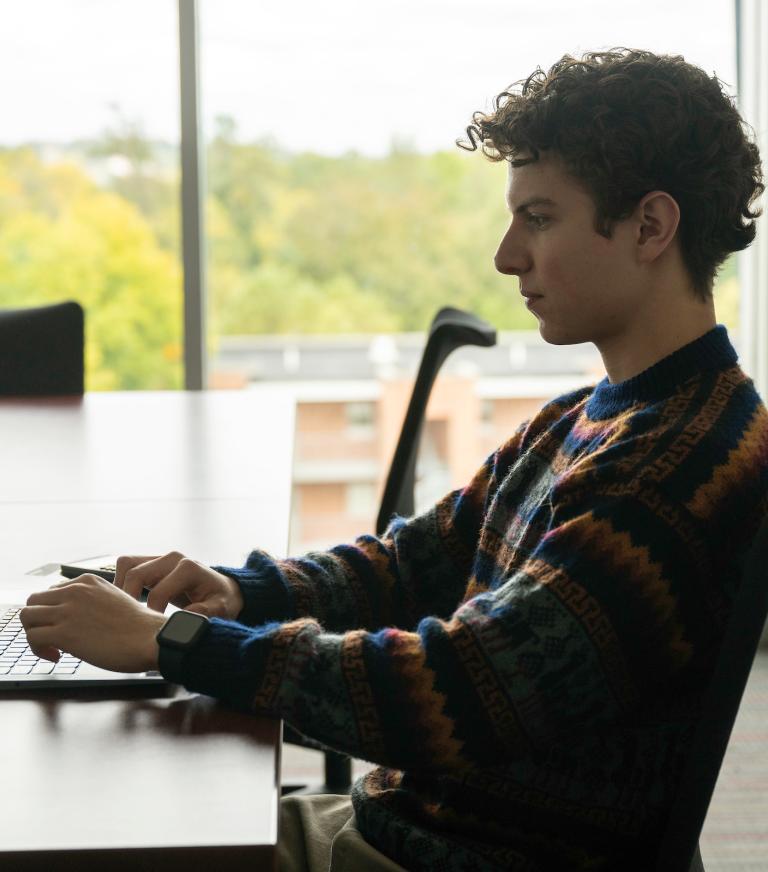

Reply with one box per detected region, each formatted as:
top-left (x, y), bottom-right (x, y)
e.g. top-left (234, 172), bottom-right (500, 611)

top-left (211, 332), bottom-right (605, 552)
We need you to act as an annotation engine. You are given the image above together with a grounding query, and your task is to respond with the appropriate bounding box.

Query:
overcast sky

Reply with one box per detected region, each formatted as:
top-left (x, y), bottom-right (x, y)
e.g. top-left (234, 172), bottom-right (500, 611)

top-left (1, 0), bottom-right (737, 155)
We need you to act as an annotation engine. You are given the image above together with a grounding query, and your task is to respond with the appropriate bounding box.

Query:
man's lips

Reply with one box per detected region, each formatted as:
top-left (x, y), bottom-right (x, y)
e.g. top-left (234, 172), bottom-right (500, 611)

top-left (521, 291), bottom-right (542, 310)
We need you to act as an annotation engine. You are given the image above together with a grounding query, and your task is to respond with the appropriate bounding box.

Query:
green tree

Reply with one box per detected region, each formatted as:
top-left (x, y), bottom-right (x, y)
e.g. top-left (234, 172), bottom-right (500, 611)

top-left (87, 108), bottom-right (180, 256)
top-left (0, 148), bottom-right (182, 389)
top-left (206, 127), bottom-right (536, 337)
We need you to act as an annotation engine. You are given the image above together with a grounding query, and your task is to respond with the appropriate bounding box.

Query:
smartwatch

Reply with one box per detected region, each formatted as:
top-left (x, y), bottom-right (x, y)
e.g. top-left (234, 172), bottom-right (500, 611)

top-left (156, 610), bottom-right (210, 682)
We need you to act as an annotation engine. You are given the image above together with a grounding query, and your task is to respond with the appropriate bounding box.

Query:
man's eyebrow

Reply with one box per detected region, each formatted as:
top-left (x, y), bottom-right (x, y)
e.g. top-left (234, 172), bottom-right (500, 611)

top-left (508, 197), bottom-right (558, 214)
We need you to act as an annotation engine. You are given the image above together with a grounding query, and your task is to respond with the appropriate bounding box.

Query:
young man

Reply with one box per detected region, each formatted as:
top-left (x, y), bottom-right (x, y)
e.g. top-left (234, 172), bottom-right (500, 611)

top-left (21, 49), bottom-right (768, 871)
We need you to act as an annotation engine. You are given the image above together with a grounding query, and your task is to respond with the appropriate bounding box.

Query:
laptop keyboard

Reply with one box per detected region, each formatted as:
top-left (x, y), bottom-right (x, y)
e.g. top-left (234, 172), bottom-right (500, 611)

top-left (0, 607), bottom-right (83, 676)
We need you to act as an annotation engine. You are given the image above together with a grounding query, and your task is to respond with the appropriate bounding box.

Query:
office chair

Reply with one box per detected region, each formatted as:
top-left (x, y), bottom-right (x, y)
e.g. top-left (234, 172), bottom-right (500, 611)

top-left (0, 301), bottom-right (85, 396)
top-left (651, 512), bottom-right (768, 872)
top-left (282, 307), bottom-right (497, 794)
top-left (375, 306), bottom-right (497, 534)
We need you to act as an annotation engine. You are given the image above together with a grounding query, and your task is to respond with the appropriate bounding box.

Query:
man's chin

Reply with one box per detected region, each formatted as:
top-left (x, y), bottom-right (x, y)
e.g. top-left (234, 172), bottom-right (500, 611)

top-left (537, 321), bottom-right (590, 346)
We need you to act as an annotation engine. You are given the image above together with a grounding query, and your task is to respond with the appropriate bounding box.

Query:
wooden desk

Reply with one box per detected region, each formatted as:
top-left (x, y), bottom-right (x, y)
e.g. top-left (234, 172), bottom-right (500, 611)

top-left (0, 692), bottom-right (282, 871)
top-left (0, 390), bottom-right (295, 870)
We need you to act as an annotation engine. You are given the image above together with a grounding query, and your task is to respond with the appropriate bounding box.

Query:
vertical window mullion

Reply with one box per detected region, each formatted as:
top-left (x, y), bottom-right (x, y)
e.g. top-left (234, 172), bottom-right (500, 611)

top-left (178, 0), bottom-right (207, 390)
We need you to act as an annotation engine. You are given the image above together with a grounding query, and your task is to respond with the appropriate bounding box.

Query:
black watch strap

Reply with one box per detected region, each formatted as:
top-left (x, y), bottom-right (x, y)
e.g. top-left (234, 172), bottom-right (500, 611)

top-left (156, 610), bottom-right (210, 683)
top-left (158, 643), bottom-right (186, 683)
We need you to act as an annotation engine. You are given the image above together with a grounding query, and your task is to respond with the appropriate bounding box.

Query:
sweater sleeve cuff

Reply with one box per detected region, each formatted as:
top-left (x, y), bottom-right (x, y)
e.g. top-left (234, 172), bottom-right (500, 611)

top-left (161, 617), bottom-right (278, 711)
top-left (211, 549), bottom-right (296, 626)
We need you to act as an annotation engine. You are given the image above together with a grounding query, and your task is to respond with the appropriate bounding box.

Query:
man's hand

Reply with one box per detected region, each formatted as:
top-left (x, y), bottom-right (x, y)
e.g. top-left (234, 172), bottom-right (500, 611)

top-left (21, 575), bottom-right (166, 672)
top-left (115, 552), bottom-right (244, 620)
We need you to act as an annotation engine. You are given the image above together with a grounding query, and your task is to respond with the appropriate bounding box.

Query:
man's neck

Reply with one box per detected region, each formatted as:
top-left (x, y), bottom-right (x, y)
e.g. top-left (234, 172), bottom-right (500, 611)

top-left (598, 296), bottom-right (717, 384)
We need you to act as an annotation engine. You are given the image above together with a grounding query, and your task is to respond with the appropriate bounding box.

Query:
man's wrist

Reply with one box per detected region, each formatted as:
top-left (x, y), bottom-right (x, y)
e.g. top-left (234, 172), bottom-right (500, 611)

top-left (224, 577), bottom-right (245, 620)
top-left (142, 612), bottom-right (166, 672)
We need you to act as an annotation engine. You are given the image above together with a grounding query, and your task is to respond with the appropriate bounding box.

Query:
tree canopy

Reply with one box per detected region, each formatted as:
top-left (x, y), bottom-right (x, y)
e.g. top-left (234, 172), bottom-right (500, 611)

top-left (0, 117), bottom-right (739, 389)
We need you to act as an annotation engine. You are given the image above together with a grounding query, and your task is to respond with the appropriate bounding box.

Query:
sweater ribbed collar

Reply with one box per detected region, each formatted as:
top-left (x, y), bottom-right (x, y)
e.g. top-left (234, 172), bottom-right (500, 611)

top-left (586, 325), bottom-right (738, 419)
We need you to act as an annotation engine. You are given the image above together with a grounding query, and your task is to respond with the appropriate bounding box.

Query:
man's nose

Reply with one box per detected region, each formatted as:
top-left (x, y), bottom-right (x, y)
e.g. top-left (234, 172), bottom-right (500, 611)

top-left (494, 224), bottom-right (529, 276)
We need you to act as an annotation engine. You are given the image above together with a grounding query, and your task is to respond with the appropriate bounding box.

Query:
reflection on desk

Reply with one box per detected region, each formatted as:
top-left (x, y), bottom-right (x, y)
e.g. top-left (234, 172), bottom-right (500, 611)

top-left (0, 689), bottom-right (281, 869)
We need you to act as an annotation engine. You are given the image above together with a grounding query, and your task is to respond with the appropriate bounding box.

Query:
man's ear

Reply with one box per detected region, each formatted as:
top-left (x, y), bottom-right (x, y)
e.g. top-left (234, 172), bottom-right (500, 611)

top-left (634, 191), bottom-right (680, 263)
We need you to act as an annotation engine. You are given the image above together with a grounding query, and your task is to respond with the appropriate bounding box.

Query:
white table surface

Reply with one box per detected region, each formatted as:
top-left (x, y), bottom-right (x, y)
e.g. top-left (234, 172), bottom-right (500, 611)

top-left (0, 388), bottom-right (296, 595)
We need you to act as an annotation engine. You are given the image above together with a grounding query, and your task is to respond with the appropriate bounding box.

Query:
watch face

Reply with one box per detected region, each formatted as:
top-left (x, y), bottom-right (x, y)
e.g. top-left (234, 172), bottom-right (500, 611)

top-left (162, 610), bottom-right (207, 645)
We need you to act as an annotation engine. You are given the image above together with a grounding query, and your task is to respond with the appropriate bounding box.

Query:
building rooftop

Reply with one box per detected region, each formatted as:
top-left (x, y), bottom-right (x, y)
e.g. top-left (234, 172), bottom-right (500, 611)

top-left (213, 330), bottom-right (606, 386)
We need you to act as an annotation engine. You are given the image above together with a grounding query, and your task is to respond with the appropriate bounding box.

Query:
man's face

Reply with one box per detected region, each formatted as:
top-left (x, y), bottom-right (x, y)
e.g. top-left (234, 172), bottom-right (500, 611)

top-left (495, 156), bottom-right (644, 347)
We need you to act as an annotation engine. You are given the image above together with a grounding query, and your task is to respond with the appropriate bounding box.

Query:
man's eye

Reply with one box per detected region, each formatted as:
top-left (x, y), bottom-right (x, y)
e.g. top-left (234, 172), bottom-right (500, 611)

top-left (527, 214), bottom-right (550, 229)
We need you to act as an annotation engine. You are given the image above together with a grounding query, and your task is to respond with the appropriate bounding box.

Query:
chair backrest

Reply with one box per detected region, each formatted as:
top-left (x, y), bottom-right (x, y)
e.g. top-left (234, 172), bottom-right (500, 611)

top-left (376, 306), bottom-right (496, 536)
top-left (654, 513), bottom-right (768, 871)
top-left (0, 301), bottom-right (85, 396)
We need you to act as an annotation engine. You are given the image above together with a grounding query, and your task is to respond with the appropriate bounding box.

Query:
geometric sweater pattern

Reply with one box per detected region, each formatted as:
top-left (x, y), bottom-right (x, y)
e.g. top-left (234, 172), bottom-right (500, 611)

top-left (169, 325), bottom-right (768, 871)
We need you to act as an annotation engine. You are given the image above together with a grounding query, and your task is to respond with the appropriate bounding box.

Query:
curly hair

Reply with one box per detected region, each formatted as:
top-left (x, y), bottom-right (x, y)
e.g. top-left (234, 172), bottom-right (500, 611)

top-left (458, 48), bottom-right (763, 300)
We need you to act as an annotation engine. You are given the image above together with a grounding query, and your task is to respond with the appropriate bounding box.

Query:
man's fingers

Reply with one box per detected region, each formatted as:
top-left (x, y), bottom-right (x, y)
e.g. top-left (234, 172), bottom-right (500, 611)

top-left (34, 645), bottom-right (61, 663)
top-left (25, 589), bottom-right (65, 607)
top-left (20, 604), bottom-right (67, 663)
top-left (120, 552), bottom-right (184, 600)
top-left (22, 581), bottom-right (96, 631)
top-left (35, 576), bottom-right (104, 601)
top-left (49, 578), bottom-right (78, 589)
top-left (21, 623), bottom-right (62, 663)
top-left (28, 641), bottom-right (61, 662)
top-left (144, 558), bottom-right (201, 613)
top-left (115, 555), bottom-right (160, 594)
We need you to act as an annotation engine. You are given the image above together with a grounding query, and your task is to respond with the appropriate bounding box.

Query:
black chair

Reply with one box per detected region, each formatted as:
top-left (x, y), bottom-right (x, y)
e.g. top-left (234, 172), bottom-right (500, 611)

top-left (376, 307), bottom-right (497, 535)
top-left (283, 307), bottom-right (497, 794)
top-left (0, 301), bottom-right (85, 396)
top-left (652, 513), bottom-right (768, 871)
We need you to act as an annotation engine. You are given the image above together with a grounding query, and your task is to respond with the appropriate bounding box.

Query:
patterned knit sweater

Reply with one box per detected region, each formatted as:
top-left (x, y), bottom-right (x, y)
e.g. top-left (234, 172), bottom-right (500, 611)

top-left (167, 325), bottom-right (768, 871)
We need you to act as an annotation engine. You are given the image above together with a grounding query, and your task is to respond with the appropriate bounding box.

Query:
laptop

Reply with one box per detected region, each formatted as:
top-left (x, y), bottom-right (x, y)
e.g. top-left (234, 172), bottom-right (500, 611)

top-left (0, 556), bottom-right (167, 689)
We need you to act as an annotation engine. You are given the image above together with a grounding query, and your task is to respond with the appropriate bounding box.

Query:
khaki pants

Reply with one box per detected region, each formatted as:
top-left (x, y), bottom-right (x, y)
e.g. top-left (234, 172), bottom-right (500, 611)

top-left (278, 794), bottom-right (408, 872)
